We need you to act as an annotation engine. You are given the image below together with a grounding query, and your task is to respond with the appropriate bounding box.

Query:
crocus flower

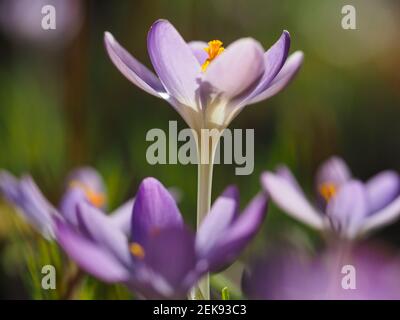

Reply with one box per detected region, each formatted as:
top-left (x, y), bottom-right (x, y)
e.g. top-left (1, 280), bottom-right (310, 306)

top-left (261, 156), bottom-right (400, 239)
top-left (105, 18), bottom-right (298, 299)
top-left (0, 167), bottom-right (132, 238)
top-left (104, 19), bottom-right (303, 131)
top-left (242, 244), bottom-right (400, 300)
top-left (55, 177), bottom-right (268, 299)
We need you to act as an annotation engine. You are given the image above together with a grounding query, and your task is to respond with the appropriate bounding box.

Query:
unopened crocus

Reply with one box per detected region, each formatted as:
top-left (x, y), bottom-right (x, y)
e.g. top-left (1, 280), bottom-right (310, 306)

top-left (262, 156), bottom-right (400, 239)
top-left (242, 244), bottom-right (400, 300)
top-left (0, 167), bottom-right (132, 238)
top-left (56, 177), bottom-right (268, 299)
top-left (105, 18), bottom-right (299, 297)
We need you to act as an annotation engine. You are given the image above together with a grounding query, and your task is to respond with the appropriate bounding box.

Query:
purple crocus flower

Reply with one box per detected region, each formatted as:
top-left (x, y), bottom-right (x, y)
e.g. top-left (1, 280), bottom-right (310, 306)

top-left (242, 244), bottom-right (400, 300)
top-left (104, 19), bottom-right (303, 131)
top-left (261, 156), bottom-right (400, 239)
top-left (0, 167), bottom-right (132, 239)
top-left (55, 177), bottom-right (267, 299)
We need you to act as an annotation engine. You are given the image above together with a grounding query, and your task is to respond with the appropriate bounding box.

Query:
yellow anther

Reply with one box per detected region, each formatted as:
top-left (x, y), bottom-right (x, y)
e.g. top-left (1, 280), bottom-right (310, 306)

top-left (130, 242), bottom-right (145, 260)
top-left (201, 40), bottom-right (224, 72)
top-left (319, 182), bottom-right (337, 202)
top-left (69, 181), bottom-right (105, 208)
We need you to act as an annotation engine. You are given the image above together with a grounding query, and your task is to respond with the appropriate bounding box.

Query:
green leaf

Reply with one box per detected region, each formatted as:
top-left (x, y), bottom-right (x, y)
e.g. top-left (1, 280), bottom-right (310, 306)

top-left (221, 287), bottom-right (230, 300)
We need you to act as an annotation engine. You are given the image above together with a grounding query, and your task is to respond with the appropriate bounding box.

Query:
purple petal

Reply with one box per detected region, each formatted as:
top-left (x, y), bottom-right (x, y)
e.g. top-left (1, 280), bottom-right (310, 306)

top-left (0, 170), bottom-right (20, 202)
top-left (188, 41), bottom-right (208, 65)
top-left (139, 227), bottom-right (199, 298)
top-left (315, 156), bottom-right (352, 208)
top-left (365, 171), bottom-right (400, 213)
top-left (326, 180), bottom-right (369, 238)
top-left (245, 31), bottom-right (290, 101)
top-left (204, 38), bottom-right (265, 100)
top-left (131, 177), bottom-right (183, 244)
top-left (58, 187), bottom-right (87, 226)
top-left (202, 193), bottom-right (268, 272)
top-left (104, 31), bottom-right (166, 98)
top-left (110, 198), bottom-right (135, 235)
top-left (261, 171), bottom-right (325, 229)
top-left (196, 186), bottom-right (239, 258)
top-left (77, 201), bottom-right (132, 267)
top-left (361, 196), bottom-right (400, 234)
top-left (247, 51), bottom-right (304, 105)
top-left (66, 167), bottom-right (106, 196)
top-left (55, 219), bottom-right (130, 283)
top-left (147, 20), bottom-right (200, 108)
top-left (0, 172), bottom-right (57, 238)
top-left (243, 245), bottom-right (400, 300)
top-left (315, 156), bottom-right (352, 189)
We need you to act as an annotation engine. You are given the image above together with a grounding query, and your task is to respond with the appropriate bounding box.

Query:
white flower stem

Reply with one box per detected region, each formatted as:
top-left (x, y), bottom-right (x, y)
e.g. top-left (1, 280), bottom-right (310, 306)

top-left (196, 161), bottom-right (214, 300)
top-left (195, 131), bottom-right (220, 300)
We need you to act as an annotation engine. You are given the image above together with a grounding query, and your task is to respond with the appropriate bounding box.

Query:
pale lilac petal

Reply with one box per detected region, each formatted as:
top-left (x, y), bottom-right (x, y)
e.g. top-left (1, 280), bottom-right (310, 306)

top-left (326, 180), bottom-right (369, 238)
top-left (315, 156), bottom-right (352, 189)
top-left (203, 193), bottom-right (268, 272)
top-left (0, 170), bottom-right (19, 202)
top-left (247, 51), bottom-right (304, 105)
top-left (66, 167), bottom-right (106, 196)
top-left (196, 186), bottom-right (239, 258)
top-left (188, 41), bottom-right (208, 65)
top-left (0, 172), bottom-right (57, 238)
top-left (275, 165), bottom-right (304, 194)
top-left (131, 177), bottom-right (183, 244)
top-left (104, 31), bottom-right (166, 98)
top-left (246, 31), bottom-right (290, 101)
top-left (315, 156), bottom-right (352, 208)
top-left (365, 171), bottom-right (400, 213)
top-left (55, 219), bottom-right (130, 283)
top-left (361, 196), bottom-right (400, 234)
top-left (147, 20), bottom-right (200, 108)
top-left (77, 201), bottom-right (132, 267)
top-left (58, 187), bottom-right (87, 226)
top-left (261, 172), bottom-right (325, 229)
top-left (204, 38), bottom-right (265, 100)
top-left (110, 198), bottom-right (135, 235)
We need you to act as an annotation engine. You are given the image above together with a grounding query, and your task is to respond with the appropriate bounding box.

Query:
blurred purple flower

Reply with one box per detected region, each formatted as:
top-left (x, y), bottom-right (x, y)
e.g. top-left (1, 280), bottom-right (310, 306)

top-left (242, 244), bottom-right (400, 300)
top-left (56, 177), bottom-right (268, 299)
top-left (261, 156), bottom-right (400, 239)
top-left (0, 0), bottom-right (83, 49)
top-left (104, 19), bottom-right (303, 131)
top-left (0, 167), bottom-right (132, 238)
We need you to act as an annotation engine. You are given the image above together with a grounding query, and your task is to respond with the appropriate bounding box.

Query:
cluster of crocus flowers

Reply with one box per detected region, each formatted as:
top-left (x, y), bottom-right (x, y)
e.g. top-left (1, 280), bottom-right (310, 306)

top-left (56, 177), bottom-right (267, 299)
top-left (105, 19), bottom-right (303, 298)
top-left (0, 167), bottom-right (133, 238)
top-left (0, 170), bottom-right (267, 299)
top-left (262, 156), bottom-right (400, 239)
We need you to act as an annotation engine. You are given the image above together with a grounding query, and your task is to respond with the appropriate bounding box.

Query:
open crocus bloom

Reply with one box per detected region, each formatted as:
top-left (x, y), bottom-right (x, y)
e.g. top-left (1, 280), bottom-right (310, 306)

top-left (0, 167), bottom-right (132, 239)
top-left (261, 156), bottom-right (400, 239)
top-left (104, 19), bottom-right (303, 131)
top-left (56, 177), bottom-right (267, 299)
top-left (242, 244), bottom-right (400, 300)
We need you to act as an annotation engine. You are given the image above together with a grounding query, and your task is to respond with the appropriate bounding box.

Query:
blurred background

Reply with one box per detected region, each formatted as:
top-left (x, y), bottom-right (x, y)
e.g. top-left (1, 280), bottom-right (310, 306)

top-left (0, 0), bottom-right (400, 299)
